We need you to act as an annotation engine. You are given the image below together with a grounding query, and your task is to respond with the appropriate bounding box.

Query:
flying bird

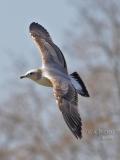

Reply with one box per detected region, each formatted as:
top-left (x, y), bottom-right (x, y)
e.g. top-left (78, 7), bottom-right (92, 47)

top-left (20, 22), bottom-right (90, 139)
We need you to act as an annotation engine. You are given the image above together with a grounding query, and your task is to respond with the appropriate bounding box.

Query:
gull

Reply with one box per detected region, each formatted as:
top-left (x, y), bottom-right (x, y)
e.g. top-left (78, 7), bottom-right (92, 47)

top-left (20, 22), bottom-right (89, 139)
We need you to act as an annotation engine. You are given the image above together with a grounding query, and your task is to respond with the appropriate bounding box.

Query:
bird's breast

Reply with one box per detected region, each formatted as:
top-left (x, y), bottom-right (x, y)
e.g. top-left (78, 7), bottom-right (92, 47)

top-left (36, 77), bottom-right (52, 87)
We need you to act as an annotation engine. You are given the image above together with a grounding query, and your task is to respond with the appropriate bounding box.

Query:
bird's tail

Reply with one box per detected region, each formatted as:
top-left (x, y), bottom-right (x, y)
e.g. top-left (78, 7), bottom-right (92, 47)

top-left (70, 72), bottom-right (90, 97)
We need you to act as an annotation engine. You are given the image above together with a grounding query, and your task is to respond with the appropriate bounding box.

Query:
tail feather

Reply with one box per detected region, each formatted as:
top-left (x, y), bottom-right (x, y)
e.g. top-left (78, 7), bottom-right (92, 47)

top-left (70, 72), bottom-right (90, 97)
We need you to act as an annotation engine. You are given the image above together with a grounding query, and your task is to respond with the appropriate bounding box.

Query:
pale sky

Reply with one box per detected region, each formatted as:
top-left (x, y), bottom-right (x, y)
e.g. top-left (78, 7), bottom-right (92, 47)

top-left (0, 0), bottom-right (76, 51)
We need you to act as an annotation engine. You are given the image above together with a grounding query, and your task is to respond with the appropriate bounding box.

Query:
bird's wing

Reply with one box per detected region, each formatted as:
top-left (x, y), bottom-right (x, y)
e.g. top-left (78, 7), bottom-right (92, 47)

top-left (29, 22), bottom-right (68, 73)
top-left (53, 82), bottom-right (82, 139)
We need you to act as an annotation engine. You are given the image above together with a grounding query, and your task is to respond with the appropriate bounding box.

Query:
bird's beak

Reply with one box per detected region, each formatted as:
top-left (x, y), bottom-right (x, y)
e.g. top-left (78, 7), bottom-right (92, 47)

top-left (20, 75), bottom-right (26, 79)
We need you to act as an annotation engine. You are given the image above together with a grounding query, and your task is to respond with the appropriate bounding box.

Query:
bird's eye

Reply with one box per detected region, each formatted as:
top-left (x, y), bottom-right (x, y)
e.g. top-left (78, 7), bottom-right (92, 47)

top-left (29, 72), bottom-right (34, 75)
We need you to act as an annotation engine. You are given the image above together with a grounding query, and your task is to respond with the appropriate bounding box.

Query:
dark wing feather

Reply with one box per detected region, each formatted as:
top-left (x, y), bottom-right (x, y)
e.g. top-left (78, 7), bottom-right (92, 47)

top-left (30, 22), bottom-right (52, 42)
top-left (53, 84), bottom-right (82, 139)
top-left (29, 22), bottom-right (68, 73)
top-left (70, 72), bottom-right (90, 97)
top-left (50, 43), bottom-right (67, 71)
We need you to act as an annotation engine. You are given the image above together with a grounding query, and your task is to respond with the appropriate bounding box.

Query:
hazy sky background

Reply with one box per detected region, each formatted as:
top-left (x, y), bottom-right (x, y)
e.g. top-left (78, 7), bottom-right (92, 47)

top-left (0, 0), bottom-right (76, 50)
top-left (0, 0), bottom-right (77, 100)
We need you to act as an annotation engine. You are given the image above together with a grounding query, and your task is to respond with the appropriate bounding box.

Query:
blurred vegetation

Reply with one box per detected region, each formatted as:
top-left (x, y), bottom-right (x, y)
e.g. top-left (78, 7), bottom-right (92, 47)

top-left (0, 0), bottom-right (120, 159)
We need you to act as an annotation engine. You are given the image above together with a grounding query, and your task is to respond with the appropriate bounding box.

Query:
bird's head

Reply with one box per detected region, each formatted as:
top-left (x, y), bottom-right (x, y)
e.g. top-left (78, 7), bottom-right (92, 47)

top-left (20, 69), bottom-right (42, 82)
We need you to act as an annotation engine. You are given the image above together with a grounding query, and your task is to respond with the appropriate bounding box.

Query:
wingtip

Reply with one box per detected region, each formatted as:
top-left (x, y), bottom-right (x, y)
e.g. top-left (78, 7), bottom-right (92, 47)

top-left (29, 22), bottom-right (51, 41)
top-left (29, 22), bottom-right (47, 33)
top-left (75, 129), bottom-right (82, 139)
top-left (62, 109), bottom-right (82, 140)
top-left (29, 22), bottom-right (40, 31)
top-left (75, 121), bottom-right (82, 139)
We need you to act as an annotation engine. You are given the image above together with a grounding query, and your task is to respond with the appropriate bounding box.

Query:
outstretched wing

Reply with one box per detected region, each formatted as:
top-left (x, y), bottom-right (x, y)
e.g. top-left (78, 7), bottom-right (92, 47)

top-left (29, 22), bottom-right (68, 73)
top-left (53, 83), bottom-right (82, 139)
